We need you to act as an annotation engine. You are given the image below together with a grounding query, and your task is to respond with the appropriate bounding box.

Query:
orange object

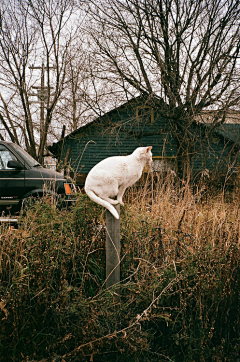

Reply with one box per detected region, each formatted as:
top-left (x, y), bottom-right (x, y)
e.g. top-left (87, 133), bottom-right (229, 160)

top-left (64, 183), bottom-right (71, 195)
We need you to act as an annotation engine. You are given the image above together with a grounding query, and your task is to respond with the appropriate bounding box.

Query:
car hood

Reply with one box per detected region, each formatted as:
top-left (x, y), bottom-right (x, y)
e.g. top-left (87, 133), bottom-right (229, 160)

top-left (31, 166), bottom-right (66, 180)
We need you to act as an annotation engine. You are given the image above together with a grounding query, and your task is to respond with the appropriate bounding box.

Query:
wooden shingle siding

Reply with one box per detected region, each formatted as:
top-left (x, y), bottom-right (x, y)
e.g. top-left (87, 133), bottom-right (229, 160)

top-left (61, 125), bottom-right (177, 174)
top-left (62, 132), bottom-right (174, 174)
top-left (59, 97), bottom-right (176, 175)
top-left (191, 133), bottom-right (239, 174)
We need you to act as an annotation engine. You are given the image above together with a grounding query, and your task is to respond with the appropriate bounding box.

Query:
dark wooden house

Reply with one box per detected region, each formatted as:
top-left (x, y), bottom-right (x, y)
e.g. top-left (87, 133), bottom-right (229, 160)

top-left (49, 96), bottom-right (240, 187)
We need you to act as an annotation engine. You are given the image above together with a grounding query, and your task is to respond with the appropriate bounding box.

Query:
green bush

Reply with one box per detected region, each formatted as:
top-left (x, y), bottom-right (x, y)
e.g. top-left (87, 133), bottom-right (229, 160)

top-left (0, 190), bottom-right (240, 361)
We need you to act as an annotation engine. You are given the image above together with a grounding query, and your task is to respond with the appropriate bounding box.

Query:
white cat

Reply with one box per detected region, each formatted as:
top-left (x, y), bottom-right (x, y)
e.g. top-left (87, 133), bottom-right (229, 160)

top-left (84, 146), bottom-right (153, 219)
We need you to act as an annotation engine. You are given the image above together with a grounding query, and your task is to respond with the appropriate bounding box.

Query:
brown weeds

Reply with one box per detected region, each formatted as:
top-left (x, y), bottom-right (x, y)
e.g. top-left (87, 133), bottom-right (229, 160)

top-left (0, 181), bottom-right (240, 362)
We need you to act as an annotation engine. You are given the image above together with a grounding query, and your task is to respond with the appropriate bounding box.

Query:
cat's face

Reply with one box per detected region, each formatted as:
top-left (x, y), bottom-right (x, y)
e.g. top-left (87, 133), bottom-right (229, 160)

top-left (136, 146), bottom-right (153, 165)
top-left (145, 146), bottom-right (153, 165)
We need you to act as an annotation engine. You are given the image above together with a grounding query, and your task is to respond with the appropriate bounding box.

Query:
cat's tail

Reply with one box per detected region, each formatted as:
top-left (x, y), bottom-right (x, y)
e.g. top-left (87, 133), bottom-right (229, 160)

top-left (85, 188), bottom-right (120, 219)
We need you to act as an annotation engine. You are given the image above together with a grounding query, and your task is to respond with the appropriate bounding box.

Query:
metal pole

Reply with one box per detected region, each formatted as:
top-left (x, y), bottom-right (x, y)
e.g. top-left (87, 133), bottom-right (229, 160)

top-left (106, 204), bottom-right (120, 288)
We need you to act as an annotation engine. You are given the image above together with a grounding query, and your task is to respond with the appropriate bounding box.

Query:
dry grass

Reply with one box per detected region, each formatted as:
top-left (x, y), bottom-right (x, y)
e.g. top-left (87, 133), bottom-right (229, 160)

top-left (0, 177), bottom-right (240, 361)
top-left (126, 173), bottom-right (240, 249)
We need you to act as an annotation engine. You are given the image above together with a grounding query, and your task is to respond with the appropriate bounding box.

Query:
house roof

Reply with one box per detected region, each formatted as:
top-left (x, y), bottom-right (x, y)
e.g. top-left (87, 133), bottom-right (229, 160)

top-left (50, 95), bottom-right (240, 151)
top-left (62, 95), bottom-right (156, 140)
top-left (53, 94), bottom-right (167, 143)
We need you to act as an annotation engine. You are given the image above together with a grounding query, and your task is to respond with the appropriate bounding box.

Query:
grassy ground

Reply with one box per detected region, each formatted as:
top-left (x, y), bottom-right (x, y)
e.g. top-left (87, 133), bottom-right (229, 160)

top-left (1, 176), bottom-right (240, 361)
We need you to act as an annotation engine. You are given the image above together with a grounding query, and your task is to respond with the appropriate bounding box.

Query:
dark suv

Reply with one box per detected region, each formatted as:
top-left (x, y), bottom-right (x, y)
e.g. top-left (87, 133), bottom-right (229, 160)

top-left (0, 140), bottom-right (75, 214)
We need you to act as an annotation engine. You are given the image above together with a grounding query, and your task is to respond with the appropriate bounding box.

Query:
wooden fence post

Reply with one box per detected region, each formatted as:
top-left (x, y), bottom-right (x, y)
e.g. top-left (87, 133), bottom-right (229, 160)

top-left (106, 204), bottom-right (120, 288)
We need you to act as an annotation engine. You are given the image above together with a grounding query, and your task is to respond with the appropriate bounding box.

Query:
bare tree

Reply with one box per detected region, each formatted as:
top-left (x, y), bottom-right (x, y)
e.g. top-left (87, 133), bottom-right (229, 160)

top-left (53, 44), bottom-right (99, 134)
top-left (86, 0), bottom-right (240, 177)
top-left (0, 0), bottom-right (78, 163)
top-left (55, 38), bottom-right (134, 134)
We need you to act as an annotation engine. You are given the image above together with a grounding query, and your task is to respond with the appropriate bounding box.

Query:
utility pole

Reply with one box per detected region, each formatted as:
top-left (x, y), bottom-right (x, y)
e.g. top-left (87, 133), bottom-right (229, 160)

top-left (29, 61), bottom-right (55, 157)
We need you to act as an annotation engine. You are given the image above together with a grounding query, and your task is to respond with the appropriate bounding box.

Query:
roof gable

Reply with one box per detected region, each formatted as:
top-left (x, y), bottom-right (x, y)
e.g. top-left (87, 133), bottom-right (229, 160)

top-left (60, 94), bottom-right (165, 141)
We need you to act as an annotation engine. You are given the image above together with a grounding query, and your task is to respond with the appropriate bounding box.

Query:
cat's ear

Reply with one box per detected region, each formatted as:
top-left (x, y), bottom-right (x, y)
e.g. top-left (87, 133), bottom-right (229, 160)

top-left (146, 146), bottom-right (152, 153)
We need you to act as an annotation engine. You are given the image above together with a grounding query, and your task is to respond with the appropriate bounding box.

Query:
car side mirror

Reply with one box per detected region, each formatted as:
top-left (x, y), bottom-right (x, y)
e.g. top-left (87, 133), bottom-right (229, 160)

top-left (7, 160), bottom-right (23, 170)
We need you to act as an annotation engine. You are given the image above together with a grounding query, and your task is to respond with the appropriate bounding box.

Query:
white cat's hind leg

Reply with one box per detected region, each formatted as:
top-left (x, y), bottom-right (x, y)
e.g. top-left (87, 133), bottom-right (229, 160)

top-left (97, 187), bottom-right (119, 205)
top-left (92, 182), bottom-right (119, 206)
top-left (117, 185), bottom-right (126, 205)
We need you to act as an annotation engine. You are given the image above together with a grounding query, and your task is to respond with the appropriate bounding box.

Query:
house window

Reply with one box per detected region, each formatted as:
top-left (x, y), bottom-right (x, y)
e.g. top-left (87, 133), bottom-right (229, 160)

top-left (151, 156), bottom-right (177, 173)
top-left (143, 156), bottom-right (177, 174)
top-left (136, 106), bottom-right (154, 124)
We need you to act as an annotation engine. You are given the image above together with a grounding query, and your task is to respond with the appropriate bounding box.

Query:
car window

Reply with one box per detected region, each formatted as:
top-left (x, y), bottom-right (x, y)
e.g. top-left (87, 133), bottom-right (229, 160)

top-left (0, 145), bottom-right (18, 170)
top-left (10, 143), bottom-right (40, 167)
